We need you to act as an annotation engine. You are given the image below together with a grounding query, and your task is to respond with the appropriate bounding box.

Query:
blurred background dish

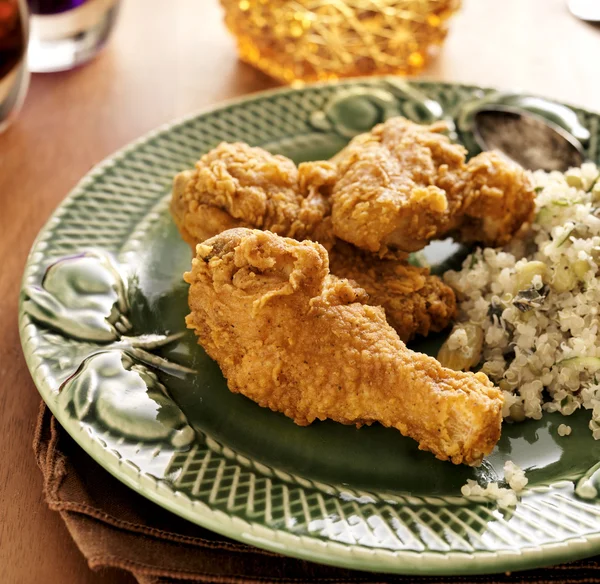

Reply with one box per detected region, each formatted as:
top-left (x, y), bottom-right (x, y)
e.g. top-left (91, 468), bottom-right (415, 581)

top-left (220, 0), bottom-right (461, 84)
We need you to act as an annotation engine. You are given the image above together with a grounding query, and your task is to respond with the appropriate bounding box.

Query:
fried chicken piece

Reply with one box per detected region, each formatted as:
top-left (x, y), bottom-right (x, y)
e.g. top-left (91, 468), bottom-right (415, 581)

top-left (330, 117), bottom-right (535, 255)
top-left (171, 142), bottom-right (456, 341)
top-left (457, 150), bottom-right (536, 246)
top-left (331, 118), bottom-right (467, 254)
top-left (185, 228), bottom-right (502, 465)
top-left (171, 169), bottom-right (245, 249)
top-left (329, 242), bottom-right (456, 341)
top-left (171, 142), bottom-right (337, 251)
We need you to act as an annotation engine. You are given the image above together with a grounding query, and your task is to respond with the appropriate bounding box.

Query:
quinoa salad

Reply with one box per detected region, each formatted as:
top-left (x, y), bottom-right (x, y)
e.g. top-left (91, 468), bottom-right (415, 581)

top-left (441, 163), bottom-right (600, 438)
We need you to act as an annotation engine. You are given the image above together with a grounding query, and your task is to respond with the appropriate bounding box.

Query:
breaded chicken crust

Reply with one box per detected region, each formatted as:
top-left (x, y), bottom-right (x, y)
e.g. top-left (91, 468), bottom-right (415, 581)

top-left (330, 117), bottom-right (535, 255)
top-left (185, 228), bottom-right (503, 465)
top-left (329, 242), bottom-right (456, 341)
top-left (170, 142), bottom-right (337, 250)
top-left (331, 118), bottom-right (467, 254)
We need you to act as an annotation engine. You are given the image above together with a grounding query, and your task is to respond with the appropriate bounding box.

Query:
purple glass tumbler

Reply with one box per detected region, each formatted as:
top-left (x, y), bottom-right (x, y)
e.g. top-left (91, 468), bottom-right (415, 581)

top-left (27, 0), bottom-right (120, 72)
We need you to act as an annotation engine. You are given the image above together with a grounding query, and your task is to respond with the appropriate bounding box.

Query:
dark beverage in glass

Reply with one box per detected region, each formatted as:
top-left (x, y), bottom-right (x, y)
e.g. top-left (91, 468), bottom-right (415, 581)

top-left (27, 0), bottom-right (120, 72)
top-left (0, 0), bottom-right (28, 132)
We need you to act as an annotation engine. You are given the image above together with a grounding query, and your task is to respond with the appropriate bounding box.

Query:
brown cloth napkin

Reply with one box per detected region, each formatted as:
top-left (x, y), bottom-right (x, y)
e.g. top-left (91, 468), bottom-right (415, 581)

top-left (34, 402), bottom-right (600, 584)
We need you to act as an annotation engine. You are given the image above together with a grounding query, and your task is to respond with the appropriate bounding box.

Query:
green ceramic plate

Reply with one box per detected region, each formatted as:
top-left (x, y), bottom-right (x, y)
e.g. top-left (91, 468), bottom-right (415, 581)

top-left (19, 78), bottom-right (600, 576)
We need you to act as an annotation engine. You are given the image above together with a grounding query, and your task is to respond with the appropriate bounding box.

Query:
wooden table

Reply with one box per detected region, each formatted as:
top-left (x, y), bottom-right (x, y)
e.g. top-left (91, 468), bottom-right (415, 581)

top-left (1, 1), bottom-right (599, 581)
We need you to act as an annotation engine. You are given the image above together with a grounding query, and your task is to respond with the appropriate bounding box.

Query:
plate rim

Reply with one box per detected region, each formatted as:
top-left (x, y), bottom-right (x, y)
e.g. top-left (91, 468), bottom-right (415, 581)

top-left (19, 77), bottom-right (600, 575)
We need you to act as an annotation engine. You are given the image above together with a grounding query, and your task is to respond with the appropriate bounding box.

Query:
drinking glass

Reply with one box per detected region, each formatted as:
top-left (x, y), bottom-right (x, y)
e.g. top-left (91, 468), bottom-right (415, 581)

top-left (0, 0), bottom-right (29, 133)
top-left (27, 0), bottom-right (121, 72)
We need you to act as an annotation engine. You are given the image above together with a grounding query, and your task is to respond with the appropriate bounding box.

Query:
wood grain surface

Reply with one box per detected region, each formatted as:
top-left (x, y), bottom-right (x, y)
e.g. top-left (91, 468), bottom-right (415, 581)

top-left (0, 1), bottom-right (598, 582)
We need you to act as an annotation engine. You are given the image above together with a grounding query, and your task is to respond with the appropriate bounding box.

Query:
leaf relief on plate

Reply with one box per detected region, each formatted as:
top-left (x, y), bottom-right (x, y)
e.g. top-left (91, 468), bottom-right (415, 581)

top-left (23, 250), bottom-right (195, 447)
top-left (24, 250), bottom-right (130, 342)
top-left (309, 79), bottom-right (448, 139)
top-left (60, 350), bottom-right (195, 449)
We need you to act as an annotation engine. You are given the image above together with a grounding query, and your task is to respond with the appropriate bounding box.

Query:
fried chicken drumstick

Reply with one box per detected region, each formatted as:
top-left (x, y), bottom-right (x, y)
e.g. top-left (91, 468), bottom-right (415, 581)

top-left (171, 141), bottom-right (456, 342)
top-left (185, 228), bottom-right (503, 465)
